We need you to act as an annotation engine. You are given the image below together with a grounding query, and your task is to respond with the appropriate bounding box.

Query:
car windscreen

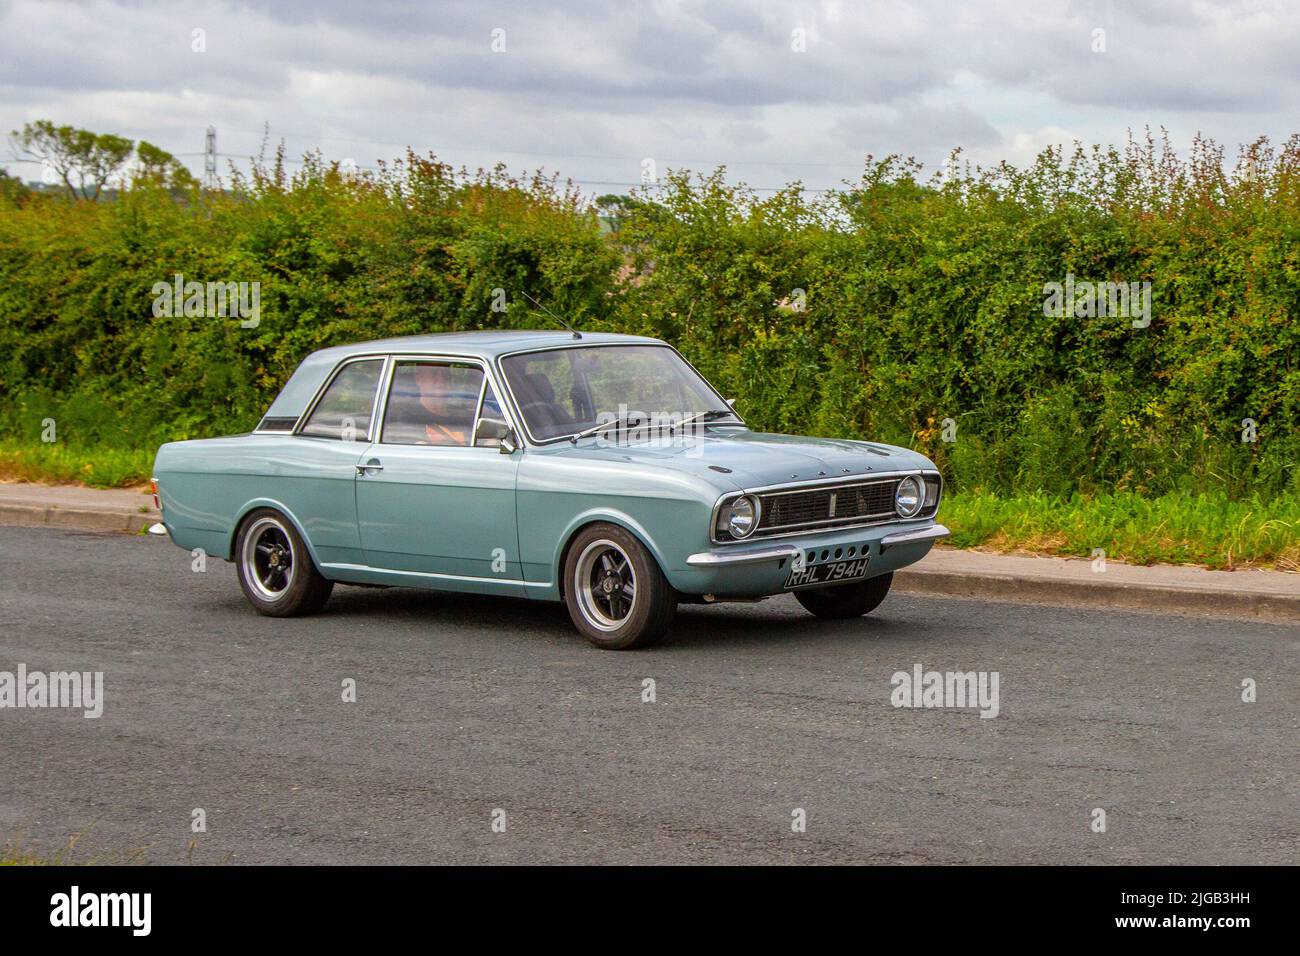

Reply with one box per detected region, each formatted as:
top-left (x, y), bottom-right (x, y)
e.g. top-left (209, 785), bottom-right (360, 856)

top-left (500, 345), bottom-right (732, 442)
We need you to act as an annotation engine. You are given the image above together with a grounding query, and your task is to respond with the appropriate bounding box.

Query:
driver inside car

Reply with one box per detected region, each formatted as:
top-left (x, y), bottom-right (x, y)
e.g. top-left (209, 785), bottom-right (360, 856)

top-left (414, 364), bottom-right (471, 446)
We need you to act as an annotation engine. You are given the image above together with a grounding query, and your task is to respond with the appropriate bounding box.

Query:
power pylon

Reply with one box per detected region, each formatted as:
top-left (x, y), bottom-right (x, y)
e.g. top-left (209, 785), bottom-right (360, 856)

top-left (204, 126), bottom-right (217, 190)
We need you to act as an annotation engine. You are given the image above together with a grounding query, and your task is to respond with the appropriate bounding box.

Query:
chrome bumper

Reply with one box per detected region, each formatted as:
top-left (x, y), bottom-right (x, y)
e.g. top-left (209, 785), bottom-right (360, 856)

top-left (879, 523), bottom-right (950, 551)
top-left (685, 524), bottom-right (949, 567)
top-left (685, 544), bottom-right (801, 567)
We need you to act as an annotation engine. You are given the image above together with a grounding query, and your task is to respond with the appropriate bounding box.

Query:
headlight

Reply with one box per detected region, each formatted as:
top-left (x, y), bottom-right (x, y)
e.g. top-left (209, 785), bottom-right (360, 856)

top-left (895, 476), bottom-right (923, 518)
top-left (717, 495), bottom-right (759, 539)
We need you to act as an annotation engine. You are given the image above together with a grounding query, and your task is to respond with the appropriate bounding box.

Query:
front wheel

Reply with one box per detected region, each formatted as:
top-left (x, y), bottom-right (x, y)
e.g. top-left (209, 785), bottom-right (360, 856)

top-left (235, 508), bottom-right (334, 617)
top-left (563, 524), bottom-right (676, 649)
top-left (795, 572), bottom-right (893, 619)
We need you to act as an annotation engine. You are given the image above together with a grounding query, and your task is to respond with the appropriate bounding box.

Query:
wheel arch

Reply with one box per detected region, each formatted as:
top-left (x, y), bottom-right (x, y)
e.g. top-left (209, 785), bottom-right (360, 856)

top-left (554, 512), bottom-right (670, 600)
top-left (228, 498), bottom-right (324, 568)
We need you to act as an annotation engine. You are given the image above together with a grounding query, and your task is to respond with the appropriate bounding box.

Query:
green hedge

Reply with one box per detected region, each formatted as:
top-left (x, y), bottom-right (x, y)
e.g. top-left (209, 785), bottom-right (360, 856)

top-left (1, 137), bottom-right (1297, 500)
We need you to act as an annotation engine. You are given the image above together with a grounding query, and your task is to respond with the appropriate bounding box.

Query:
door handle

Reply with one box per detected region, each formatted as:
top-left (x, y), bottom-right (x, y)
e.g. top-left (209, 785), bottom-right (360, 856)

top-left (356, 460), bottom-right (383, 475)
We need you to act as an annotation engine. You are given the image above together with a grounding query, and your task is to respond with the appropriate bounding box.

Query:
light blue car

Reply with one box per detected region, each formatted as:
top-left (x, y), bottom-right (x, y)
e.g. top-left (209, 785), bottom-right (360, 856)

top-left (153, 331), bottom-right (948, 648)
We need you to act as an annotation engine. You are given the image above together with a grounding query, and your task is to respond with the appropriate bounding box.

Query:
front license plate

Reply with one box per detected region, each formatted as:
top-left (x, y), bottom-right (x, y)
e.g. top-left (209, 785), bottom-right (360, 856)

top-left (784, 557), bottom-right (870, 590)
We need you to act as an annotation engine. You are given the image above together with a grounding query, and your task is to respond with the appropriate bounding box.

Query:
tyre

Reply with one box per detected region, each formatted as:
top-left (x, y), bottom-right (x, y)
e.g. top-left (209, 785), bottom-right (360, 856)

top-left (563, 523), bottom-right (676, 649)
top-left (235, 508), bottom-right (334, 617)
top-left (794, 572), bottom-right (893, 620)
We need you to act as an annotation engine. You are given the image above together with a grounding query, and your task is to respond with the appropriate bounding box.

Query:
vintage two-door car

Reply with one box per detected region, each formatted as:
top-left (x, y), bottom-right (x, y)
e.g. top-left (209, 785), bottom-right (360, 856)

top-left (153, 331), bottom-right (948, 648)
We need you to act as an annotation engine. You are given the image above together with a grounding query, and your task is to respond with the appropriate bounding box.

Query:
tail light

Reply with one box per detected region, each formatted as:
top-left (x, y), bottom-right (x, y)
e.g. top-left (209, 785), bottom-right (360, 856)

top-left (151, 478), bottom-right (160, 511)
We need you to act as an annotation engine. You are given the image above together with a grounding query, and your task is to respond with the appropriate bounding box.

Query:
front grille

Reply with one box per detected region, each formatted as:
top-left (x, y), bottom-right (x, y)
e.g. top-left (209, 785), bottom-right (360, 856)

top-left (756, 479), bottom-right (900, 536)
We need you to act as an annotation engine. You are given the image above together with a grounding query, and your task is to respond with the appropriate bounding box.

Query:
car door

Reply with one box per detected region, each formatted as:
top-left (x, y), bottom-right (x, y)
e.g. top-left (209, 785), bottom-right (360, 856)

top-left (276, 355), bottom-right (388, 566)
top-left (354, 356), bottom-right (522, 584)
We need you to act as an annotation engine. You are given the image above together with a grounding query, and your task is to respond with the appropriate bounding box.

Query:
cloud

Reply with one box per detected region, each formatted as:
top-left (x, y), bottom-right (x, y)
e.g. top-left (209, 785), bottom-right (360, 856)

top-left (2, 0), bottom-right (1297, 189)
top-left (831, 103), bottom-right (1002, 153)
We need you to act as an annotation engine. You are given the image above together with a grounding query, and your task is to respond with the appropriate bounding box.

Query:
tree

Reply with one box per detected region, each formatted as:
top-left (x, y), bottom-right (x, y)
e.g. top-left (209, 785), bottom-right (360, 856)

top-left (9, 120), bottom-right (133, 200)
top-left (595, 193), bottom-right (663, 233)
top-left (134, 140), bottom-right (199, 191)
top-left (0, 168), bottom-right (30, 204)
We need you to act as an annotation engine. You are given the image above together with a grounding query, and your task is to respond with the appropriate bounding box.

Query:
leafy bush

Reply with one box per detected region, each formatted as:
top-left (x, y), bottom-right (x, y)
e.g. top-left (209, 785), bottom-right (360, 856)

top-left (1, 133), bottom-right (1297, 504)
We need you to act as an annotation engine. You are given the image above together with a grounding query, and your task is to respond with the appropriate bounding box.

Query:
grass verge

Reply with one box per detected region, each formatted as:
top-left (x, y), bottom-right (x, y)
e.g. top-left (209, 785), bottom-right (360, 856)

top-left (0, 442), bottom-right (154, 488)
top-left (942, 490), bottom-right (1300, 571)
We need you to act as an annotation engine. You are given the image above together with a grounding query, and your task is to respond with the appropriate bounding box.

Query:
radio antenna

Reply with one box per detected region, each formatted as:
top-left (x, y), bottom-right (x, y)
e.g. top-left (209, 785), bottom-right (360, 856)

top-left (520, 291), bottom-right (582, 339)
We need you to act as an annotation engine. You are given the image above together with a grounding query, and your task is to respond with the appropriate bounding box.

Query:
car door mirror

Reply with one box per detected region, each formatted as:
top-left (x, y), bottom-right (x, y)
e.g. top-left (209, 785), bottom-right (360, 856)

top-left (725, 398), bottom-right (737, 408)
top-left (475, 417), bottom-right (517, 453)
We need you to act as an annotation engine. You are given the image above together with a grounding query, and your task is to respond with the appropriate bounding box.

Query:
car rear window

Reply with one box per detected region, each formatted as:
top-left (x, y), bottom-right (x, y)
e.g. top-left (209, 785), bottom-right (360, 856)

top-left (298, 359), bottom-right (384, 441)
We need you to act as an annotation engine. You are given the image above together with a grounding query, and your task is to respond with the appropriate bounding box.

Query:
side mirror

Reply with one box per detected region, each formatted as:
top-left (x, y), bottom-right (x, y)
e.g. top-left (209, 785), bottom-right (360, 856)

top-left (475, 417), bottom-right (517, 453)
top-left (726, 398), bottom-right (737, 408)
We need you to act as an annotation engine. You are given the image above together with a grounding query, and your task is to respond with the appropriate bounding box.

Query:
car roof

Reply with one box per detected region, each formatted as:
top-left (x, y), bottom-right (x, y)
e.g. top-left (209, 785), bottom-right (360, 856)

top-left (314, 329), bottom-right (662, 361)
top-left (262, 330), bottom-right (666, 421)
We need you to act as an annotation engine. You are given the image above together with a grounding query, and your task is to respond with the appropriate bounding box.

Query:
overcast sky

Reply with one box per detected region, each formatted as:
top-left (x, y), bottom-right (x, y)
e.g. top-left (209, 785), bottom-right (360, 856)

top-left (2, 0), bottom-right (1297, 193)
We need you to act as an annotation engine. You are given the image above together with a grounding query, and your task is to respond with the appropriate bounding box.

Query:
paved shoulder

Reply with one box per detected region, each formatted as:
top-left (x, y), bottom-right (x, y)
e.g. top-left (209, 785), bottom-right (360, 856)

top-left (901, 547), bottom-right (1300, 623)
top-left (0, 481), bottom-right (158, 533)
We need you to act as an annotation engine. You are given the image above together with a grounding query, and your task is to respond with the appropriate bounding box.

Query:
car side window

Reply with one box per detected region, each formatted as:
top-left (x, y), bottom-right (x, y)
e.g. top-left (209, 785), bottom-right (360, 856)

top-left (382, 361), bottom-right (484, 447)
top-left (505, 351), bottom-right (580, 439)
top-left (298, 359), bottom-right (383, 440)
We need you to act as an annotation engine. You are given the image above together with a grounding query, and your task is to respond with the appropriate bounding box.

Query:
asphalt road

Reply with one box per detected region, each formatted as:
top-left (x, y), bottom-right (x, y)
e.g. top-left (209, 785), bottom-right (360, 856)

top-left (1, 524), bottom-right (1296, 865)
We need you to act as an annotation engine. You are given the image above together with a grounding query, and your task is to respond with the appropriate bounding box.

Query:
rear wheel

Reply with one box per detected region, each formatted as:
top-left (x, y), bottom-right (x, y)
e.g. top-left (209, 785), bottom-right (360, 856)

top-left (235, 509), bottom-right (334, 617)
top-left (563, 524), bottom-right (676, 649)
top-left (795, 572), bottom-right (893, 620)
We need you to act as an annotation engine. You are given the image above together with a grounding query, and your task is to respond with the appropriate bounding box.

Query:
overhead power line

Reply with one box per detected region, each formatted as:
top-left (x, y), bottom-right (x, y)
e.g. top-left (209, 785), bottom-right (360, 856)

top-left (203, 152), bottom-right (838, 193)
top-left (3, 125), bottom-right (849, 195)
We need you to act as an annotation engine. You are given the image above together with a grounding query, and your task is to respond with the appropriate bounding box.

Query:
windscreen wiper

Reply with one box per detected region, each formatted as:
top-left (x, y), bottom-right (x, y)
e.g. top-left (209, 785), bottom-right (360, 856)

top-left (569, 408), bottom-right (739, 443)
top-left (671, 408), bottom-right (740, 433)
top-left (569, 415), bottom-right (659, 443)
